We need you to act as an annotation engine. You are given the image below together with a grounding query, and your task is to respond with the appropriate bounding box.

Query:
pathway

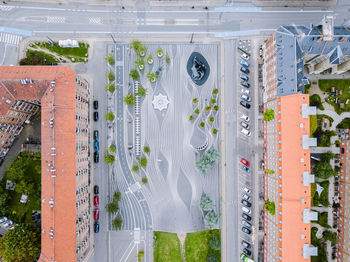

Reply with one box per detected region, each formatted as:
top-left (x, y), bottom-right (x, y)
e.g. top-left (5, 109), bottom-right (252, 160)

top-left (177, 233), bottom-right (186, 262)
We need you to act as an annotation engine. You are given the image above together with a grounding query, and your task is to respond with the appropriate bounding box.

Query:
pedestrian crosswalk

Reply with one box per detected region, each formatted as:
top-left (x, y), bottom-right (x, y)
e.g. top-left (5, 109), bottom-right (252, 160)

top-left (89, 17), bottom-right (102, 24)
top-left (46, 16), bottom-right (66, 24)
top-left (0, 32), bottom-right (22, 46)
top-left (0, 6), bottom-right (15, 12)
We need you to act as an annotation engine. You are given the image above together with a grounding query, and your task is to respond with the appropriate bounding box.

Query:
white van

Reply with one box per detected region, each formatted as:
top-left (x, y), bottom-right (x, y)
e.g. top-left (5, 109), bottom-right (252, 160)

top-left (241, 128), bottom-right (251, 137)
top-left (242, 206), bottom-right (251, 214)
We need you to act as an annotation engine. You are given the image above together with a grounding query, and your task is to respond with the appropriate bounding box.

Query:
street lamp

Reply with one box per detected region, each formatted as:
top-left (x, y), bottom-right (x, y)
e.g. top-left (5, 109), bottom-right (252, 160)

top-left (190, 33), bottom-right (194, 44)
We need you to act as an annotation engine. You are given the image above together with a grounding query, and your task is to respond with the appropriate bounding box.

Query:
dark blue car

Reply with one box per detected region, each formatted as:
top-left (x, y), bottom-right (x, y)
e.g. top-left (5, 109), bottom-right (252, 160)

top-left (94, 222), bottom-right (99, 233)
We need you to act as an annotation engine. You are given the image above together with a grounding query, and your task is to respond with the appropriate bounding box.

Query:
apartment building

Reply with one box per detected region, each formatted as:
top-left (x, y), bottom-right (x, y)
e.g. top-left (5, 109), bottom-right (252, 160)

top-left (338, 138), bottom-right (350, 261)
top-left (0, 66), bottom-right (93, 262)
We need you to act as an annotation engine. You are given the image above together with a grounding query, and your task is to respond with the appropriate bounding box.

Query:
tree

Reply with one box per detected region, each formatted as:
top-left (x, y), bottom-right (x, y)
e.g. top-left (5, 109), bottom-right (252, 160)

top-left (109, 145), bottom-right (116, 154)
top-left (209, 236), bottom-right (221, 250)
top-left (212, 128), bottom-right (218, 135)
top-left (323, 230), bottom-right (337, 244)
top-left (194, 108), bottom-right (200, 115)
top-left (136, 86), bottom-right (147, 97)
top-left (321, 151), bottom-right (336, 163)
top-left (196, 148), bottom-right (221, 174)
top-left (105, 54), bottom-right (115, 65)
top-left (106, 202), bottom-right (119, 214)
top-left (104, 152), bottom-right (115, 165)
top-left (135, 59), bottom-right (145, 71)
top-left (156, 47), bottom-right (164, 58)
top-left (212, 88), bottom-right (219, 95)
top-left (213, 105), bottom-right (219, 112)
top-left (146, 54), bottom-right (153, 64)
top-left (205, 211), bottom-right (219, 228)
top-left (205, 106), bottom-right (212, 112)
top-left (264, 169), bottom-right (274, 174)
top-left (208, 116), bottom-right (214, 123)
top-left (0, 224), bottom-right (41, 262)
top-left (105, 111), bottom-right (115, 122)
top-left (143, 146), bottom-right (150, 154)
top-left (192, 98), bottom-right (198, 104)
top-left (313, 161), bottom-right (336, 179)
top-left (0, 190), bottom-right (10, 216)
top-left (113, 191), bottom-right (121, 203)
top-left (263, 109), bottom-right (275, 121)
top-left (107, 71), bottom-right (115, 81)
top-left (138, 250), bottom-right (145, 262)
top-left (139, 157), bottom-right (147, 168)
top-left (112, 217), bottom-right (122, 230)
top-left (200, 196), bottom-right (214, 212)
top-left (131, 165), bottom-right (139, 172)
top-left (189, 115), bottom-right (194, 121)
top-left (142, 177), bottom-right (148, 184)
top-left (130, 40), bottom-right (142, 52)
top-left (207, 254), bottom-right (217, 262)
top-left (210, 99), bottom-right (216, 105)
top-left (199, 122), bottom-right (205, 128)
top-left (165, 56), bottom-right (170, 64)
top-left (265, 199), bottom-right (275, 215)
top-left (147, 72), bottom-right (158, 83)
top-left (106, 83), bottom-right (116, 93)
top-left (130, 69), bottom-right (140, 80)
top-left (124, 93), bottom-right (135, 106)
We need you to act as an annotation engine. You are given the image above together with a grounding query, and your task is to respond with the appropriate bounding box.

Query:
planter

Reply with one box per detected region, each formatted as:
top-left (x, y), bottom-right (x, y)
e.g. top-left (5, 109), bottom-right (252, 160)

top-left (139, 51), bottom-right (146, 57)
top-left (157, 52), bottom-right (164, 58)
top-left (138, 65), bottom-right (145, 71)
top-left (147, 59), bottom-right (154, 65)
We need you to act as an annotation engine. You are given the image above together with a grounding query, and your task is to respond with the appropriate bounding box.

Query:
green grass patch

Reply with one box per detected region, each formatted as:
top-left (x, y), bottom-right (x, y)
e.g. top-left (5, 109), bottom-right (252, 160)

top-left (185, 229), bottom-right (221, 262)
top-left (310, 94), bottom-right (324, 110)
top-left (304, 83), bottom-right (311, 94)
top-left (313, 181), bottom-right (329, 207)
top-left (317, 114), bottom-right (334, 128)
top-left (153, 231), bottom-right (182, 262)
top-left (311, 227), bottom-right (328, 262)
top-left (35, 42), bottom-right (89, 58)
top-left (315, 212), bottom-right (331, 228)
top-left (336, 117), bottom-right (350, 129)
top-left (310, 115), bottom-right (317, 138)
top-left (318, 79), bottom-right (350, 114)
top-left (20, 50), bottom-right (59, 65)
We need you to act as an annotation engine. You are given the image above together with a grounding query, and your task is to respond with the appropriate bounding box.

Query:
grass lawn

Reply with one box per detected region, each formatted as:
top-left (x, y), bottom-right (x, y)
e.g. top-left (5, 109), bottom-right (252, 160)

top-left (310, 115), bottom-right (317, 137)
top-left (317, 114), bottom-right (334, 128)
top-left (310, 94), bottom-right (324, 110)
top-left (33, 42), bottom-right (89, 62)
top-left (311, 227), bottom-right (328, 262)
top-left (316, 212), bottom-right (331, 228)
top-left (318, 79), bottom-right (350, 114)
top-left (304, 83), bottom-right (311, 94)
top-left (336, 117), bottom-right (350, 129)
top-left (25, 50), bottom-right (59, 64)
top-left (153, 231), bottom-right (182, 262)
top-left (185, 229), bottom-right (221, 262)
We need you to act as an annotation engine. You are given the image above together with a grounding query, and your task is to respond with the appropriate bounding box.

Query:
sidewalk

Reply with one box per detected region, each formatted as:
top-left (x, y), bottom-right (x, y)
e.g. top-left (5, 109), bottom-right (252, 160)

top-left (252, 0), bottom-right (336, 7)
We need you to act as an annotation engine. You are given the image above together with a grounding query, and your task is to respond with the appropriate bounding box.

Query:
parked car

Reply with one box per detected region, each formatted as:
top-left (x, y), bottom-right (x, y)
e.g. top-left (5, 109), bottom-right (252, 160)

top-left (241, 128), bottom-right (251, 137)
top-left (242, 240), bottom-right (251, 249)
top-left (241, 199), bottom-right (251, 207)
top-left (240, 101), bottom-right (251, 109)
top-left (241, 88), bottom-right (249, 95)
top-left (242, 165), bottom-right (250, 174)
top-left (93, 100), bottom-right (98, 110)
top-left (3, 221), bottom-right (13, 228)
top-left (240, 158), bottom-right (250, 166)
top-left (94, 152), bottom-right (99, 163)
top-left (240, 81), bottom-right (250, 88)
top-left (241, 220), bottom-right (252, 228)
top-left (242, 227), bottom-right (251, 235)
top-left (0, 217), bottom-right (8, 224)
top-left (94, 130), bottom-right (99, 140)
top-left (240, 60), bottom-right (250, 67)
top-left (240, 114), bottom-right (250, 122)
top-left (243, 248), bottom-right (252, 256)
top-left (240, 67), bottom-right (250, 74)
top-left (242, 213), bottom-right (251, 221)
top-left (241, 53), bottom-right (249, 60)
top-left (242, 194), bottom-right (251, 202)
top-left (241, 94), bottom-right (252, 102)
top-left (241, 206), bottom-right (251, 214)
top-left (94, 209), bottom-right (99, 221)
top-left (240, 74), bottom-right (249, 81)
top-left (243, 187), bottom-right (251, 194)
top-left (94, 141), bottom-right (99, 152)
top-left (240, 121), bottom-right (250, 130)
top-left (94, 222), bottom-right (99, 233)
top-left (94, 112), bottom-right (99, 121)
top-left (94, 196), bottom-right (99, 207)
top-left (94, 185), bottom-right (99, 195)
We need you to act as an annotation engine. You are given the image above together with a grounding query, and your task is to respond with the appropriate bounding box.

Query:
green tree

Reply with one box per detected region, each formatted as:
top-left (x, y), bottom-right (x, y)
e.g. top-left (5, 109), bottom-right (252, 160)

top-left (0, 224), bottom-right (40, 262)
top-left (200, 196), bottom-right (214, 212)
top-left (205, 211), bottom-right (219, 228)
top-left (147, 72), bottom-right (158, 83)
top-left (205, 106), bottom-right (212, 112)
top-left (263, 109), bottom-right (275, 121)
top-left (130, 69), bottom-right (140, 80)
top-left (135, 59), bottom-right (145, 71)
top-left (105, 111), bottom-right (115, 122)
top-left (104, 152), bottom-right (115, 165)
top-left (112, 217), bottom-right (123, 230)
top-left (313, 161), bottom-right (336, 179)
top-left (138, 250), bottom-right (145, 262)
top-left (321, 151), bottom-right (336, 163)
top-left (143, 146), bottom-right (150, 154)
top-left (210, 99), bottom-right (216, 105)
top-left (207, 254), bottom-right (217, 262)
top-left (156, 48), bottom-right (164, 58)
top-left (209, 236), bottom-right (221, 250)
top-left (109, 145), bottom-right (116, 154)
top-left (15, 180), bottom-right (35, 195)
top-left (107, 71), bottom-right (115, 81)
top-left (136, 86), bottom-right (147, 97)
top-left (323, 230), bottom-right (337, 244)
top-left (212, 128), bottom-right (218, 135)
top-left (264, 169), bottom-right (274, 174)
top-left (189, 115), bottom-right (194, 121)
top-left (113, 191), bottom-right (122, 203)
top-left (213, 105), bottom-right (219, 112)
top-left (265, 199), bottom-right (275, 215)
top-left (130, 40), bottom-right (142, 52)
top-left (212, 88), bottom-right (219, 95)
top-left (105, 54), bottom-right (115, 65)
top-left (199, 122), bottom-right (205, 128)
top-left (142, 177), bottom-right (148, 184)
top-left (146, 54), bottom-right (153, 64)
top-left (192, 98), bottom-right (198, 104)
top-left (131, 165), bottom-right (139, 172)
top-left (165, 56), bottom-right (170, 64)
top-left (139, 157), bottom-right (147, 168)
top-left (106, 202), bottom-right (119, 214)
top-left (0, 189), bottom-right (10, 216)
top-left (194, 108), bottom-right (200, 115)
top-left (124, 93), bottom-right (135, 106)
top-left (106, 83), bottom-right (116, 93)
top-left (196, 148), bottom-right (221, 174)
top-left (208, 116), bottom-right (214, 123)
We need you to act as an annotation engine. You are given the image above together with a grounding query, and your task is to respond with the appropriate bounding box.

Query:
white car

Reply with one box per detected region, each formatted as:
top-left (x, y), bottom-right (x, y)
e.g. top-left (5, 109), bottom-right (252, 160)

top-left (3, 221), bottom-right (13, 228)
top-left (240, 114), bottom-right (250, 122)
top-left (242, 206), bottom-right (251, 214)
top-left (241, 88), bottom-right (249, 95)
top-left (0, 217), bottom-right (8, 224)
top-left (241, 94), bottom-right (252, 102)
top-left (241, 53), bottom-right (249, 60)
top-left (241, 128), bottom-right (251, 137)
top-left (243, 187), bottom-right (251, 194)
top-left (242, 194), bottom-right (251, 201)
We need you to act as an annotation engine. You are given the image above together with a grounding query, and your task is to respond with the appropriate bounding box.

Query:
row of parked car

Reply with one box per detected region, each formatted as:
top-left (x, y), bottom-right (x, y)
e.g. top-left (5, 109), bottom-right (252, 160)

top-left (94, 185), bottom-right (100, 233)
top-left (0, 217), bottom-right (15, 230)
top-left (93, 100), bottom-right (100, 163)
top-left (239, 52), bottom-right (252, 138)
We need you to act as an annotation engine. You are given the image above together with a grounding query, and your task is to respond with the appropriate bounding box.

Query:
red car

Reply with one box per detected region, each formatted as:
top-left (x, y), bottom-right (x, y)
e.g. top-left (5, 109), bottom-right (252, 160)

top-left (94, 196), bottom-right (99, 207)
top-left (240, 158), bottom-right (250, 167)
top-left (94, 209), bottom-right (99, 221)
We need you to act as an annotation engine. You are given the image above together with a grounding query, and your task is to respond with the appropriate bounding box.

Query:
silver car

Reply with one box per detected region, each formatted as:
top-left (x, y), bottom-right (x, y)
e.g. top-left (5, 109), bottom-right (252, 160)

top-left (241, 94), bottom-right (252, 102)
top-left (241, 220), bottom-right (252, 228)
top-left (0, 217), bottom-right (8, 224)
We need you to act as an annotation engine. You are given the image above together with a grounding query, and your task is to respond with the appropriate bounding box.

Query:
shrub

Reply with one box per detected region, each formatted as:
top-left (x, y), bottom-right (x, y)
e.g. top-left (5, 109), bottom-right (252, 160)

top-left (156, 48), bottom-right (164, 58)
top-left (104, 152), bottom-right (115, 164)
top-left (200, 196), bottom-right (214, 212)
top-left (112, 217), bottom-right (122, 230)
top-left (113, 191), bottom-right (121, 203)
top-left (212, 129), bottom-right (218, 134)
top-left (310, 94), bottom-right (324, 110)
top-left (189, 115), bottom-right (194, 121)
top-left (212, 88), bottom-right (219, 95)
top-left (147, 72), bottom-right (158, 83)
top-left (205, 106), bottom-right (212, 112)
top-left (108, 145), bottom-right (116, 154)
top-left (130, 69), bottom-right (140, 80)
top-left (146, 54), bottom-right (153, 64)
top-left (131, 165), bottom-right (139, 172)
top-left (142, 177), bottom-right (148, 184)
top-left (209, 236), bottom-right (220, 251)
top-left (205, 211), bottom-right (219, 228)
top-left (213, 105), bottom-right (219, 112)
top-left (194, 108), bottom-right (200, 115)
top-left (208, 117), bottom-right (214, 123)
top-left (136, 85), bottom-right (147, 97)
top-left (313, 161), bottom-right (336, 179)
top-left (323, 230), bottom-right (337, 244)
top-left (105, 54), bottom-right (115, 65)
top-left (199, 122), bottom-right (205, 128)
top-left (210, 99), bottom-right (216, 105)
top-left (124, 93), bottom-right (135, 106)
top-left (263, 109), bottom-right (275, 121)
top-left (138, 250), bottom-right (145, 262)
top-left (106, 202), bottom-right (119, 214)
top-left (192, 98), bottom-right (198, 104)
top-left (135, 59), bottom-right (145, 71)
top-left (265, 199), bottom-right (275, 215)
top-left (139, 157), bottom-right (147, 168)
top-left (143, 146), bottom-right (150, 154)
top-left (196, 148), bottom-right (221, 174)
top-left (165, 56), bottom-right (170, 64)
top-left (105, 111), bottom-right (115, 122)
top-left (106, 83), bottom-right (116, 93)
top-left (107, 71), bottom-right (115, 81)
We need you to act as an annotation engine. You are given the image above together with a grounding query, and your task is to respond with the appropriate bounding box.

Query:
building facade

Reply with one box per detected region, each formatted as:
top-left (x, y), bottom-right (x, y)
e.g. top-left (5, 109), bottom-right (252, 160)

top-left (0, 66), bottom-right (93, 262)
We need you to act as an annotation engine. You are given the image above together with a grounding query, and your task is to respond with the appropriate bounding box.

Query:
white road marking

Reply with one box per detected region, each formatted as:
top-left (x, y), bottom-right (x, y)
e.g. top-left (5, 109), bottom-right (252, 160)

top-left (0, 5), bottom-right (14, 11)
top-left (46, 16), bottom-right (66, 23)
top-left (0, 32), bottom-right (22, 45)
top-left (89, 17), bottom-right (102, 24)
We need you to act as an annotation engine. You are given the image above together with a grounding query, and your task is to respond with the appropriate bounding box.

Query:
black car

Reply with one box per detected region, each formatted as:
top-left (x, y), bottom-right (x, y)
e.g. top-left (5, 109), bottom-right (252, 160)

top-left (93, 100), bottom-right (98, 110)
top-left (94, 152), bottom-right (99, 163)
top-left (240, 100), bottom-right (251, 109)
top-left (242, 240), bottom-right (251, 249)
top-left (242, 213), bottom-right (251, 221)
top-left (94, 222), bottom-right (99, 233)
top-left (240, 74), bottom-right (249, 81)
top-left (94, 112), bottom-right (99, 121)
top-left (94, 130), bottom-right (99, 140)
top-left (242, 227), bottom-right (251, 234)
top-left (241, 81), bottom-right (250, 88)
top-left (241, 199), bottom-right (251, 207)
top-left (243, 248), bottom-right (251, 256)
top-left (240, 67), bottom-right (250, 74)
top-left (94, 185), bottom-right (99, 195)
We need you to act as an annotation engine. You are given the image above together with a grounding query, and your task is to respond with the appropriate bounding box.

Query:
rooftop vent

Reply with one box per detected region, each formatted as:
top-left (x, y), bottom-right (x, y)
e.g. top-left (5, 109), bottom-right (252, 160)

top-left (51, 147), bottom-right (56, 151)
top-left (49, 198), bottom-right (54, 208)
top-left (21, 80), bottom-right (27, 85)
top-left (5, 99), bottom-right (11, 104)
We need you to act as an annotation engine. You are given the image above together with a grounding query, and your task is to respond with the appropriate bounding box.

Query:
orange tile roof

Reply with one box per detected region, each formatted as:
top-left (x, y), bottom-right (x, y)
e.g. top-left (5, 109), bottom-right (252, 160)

top-left (280, 93), bottom-right (311, 262)
top-left (0, 66), bottom-right (77, 262)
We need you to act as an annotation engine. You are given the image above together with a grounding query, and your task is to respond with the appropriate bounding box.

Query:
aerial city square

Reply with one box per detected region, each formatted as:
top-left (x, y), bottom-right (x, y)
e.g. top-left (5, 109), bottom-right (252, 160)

top-left (0, 0), bottom-right (349, 261)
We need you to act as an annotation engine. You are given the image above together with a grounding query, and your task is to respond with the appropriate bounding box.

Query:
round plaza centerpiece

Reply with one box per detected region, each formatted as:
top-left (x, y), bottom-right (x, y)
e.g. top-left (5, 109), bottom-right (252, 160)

top-left (152, 93), bottom-right (169, 111)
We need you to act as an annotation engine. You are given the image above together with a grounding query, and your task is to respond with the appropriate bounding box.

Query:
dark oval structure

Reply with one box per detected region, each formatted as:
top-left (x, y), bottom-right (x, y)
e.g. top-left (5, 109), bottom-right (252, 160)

top-left (186, 52), bottom-right (210, 86)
